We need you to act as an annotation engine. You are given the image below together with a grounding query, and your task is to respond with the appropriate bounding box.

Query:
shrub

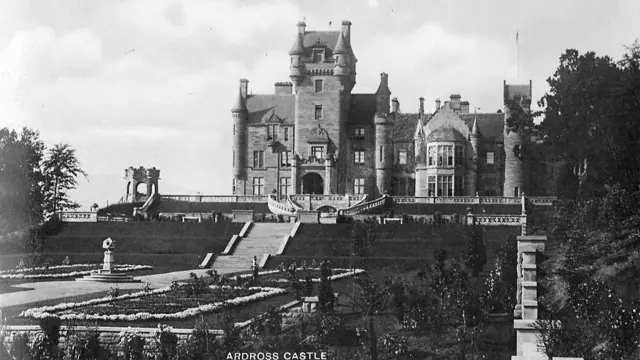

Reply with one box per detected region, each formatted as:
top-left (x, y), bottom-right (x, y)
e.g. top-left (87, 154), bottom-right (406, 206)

top-left (64, 327), bottom-right (106, 360)
top-left (152, 324), bottom-right (178, 360)
top-left (118, 328), bottom-right (147, 360)
top-left (62, 256), bottom-right (71, 266)
top-left (108, 286), bottom-right (120, 298)
top-left (465, 225), bottom-right (487, 277)
top-left (434, 211), bottom-right (443, 224)
top-left (316, 314), bottom-right (345, 344)
top-left (382, 333), bottom-right (409, 357)
top-left (8, 332), bottom-right (30, 360)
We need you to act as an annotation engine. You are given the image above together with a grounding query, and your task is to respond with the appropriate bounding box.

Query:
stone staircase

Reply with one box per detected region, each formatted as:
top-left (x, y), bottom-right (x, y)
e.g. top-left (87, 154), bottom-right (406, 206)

top-left (212, 223), bottom-right (293, 274)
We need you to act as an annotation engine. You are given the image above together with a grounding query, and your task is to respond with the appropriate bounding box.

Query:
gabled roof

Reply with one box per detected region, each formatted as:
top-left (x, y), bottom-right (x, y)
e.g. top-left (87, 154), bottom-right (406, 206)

top-left (394, 113), bottom-right (429, 142)
top-left (459, 113), bottom-right (504, 142)
top-left (246, 95), bottom-right (295, 124)
top-left (426, 127), bottom-right (467, 142)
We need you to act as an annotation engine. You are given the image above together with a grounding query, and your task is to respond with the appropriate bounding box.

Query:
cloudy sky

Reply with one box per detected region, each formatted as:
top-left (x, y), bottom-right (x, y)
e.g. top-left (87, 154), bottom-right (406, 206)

top-left (1, 0), bottom-right (638, 209)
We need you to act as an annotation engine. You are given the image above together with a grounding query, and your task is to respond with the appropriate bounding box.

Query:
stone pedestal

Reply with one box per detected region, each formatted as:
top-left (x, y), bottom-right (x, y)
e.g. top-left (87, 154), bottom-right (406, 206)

top-left (513, 235), bottom-right (546, 357)
top-left (102, 250), bottom-right (114, 273)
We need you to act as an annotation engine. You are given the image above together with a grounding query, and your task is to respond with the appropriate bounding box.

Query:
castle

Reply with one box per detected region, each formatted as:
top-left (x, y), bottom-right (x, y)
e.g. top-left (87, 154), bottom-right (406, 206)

top-left (231, 21), bottom-right (560, 200)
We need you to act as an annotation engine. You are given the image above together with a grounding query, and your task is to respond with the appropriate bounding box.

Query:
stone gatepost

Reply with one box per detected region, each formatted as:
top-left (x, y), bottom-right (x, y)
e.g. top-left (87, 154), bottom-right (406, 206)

top-left (512, 235), bottom-right (546, 359)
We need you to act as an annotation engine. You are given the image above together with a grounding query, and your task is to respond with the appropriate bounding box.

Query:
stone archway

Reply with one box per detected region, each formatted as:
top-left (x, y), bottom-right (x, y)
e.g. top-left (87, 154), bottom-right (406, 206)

top-left (302, 172), bottom-right (324, 195)
top-left (135, 182), bottom-right (148, 199)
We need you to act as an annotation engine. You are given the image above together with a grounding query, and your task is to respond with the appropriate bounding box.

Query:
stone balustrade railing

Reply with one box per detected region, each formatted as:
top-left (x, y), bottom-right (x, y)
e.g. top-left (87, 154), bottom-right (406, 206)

top-left (160, 194), bottom-right (555, 206)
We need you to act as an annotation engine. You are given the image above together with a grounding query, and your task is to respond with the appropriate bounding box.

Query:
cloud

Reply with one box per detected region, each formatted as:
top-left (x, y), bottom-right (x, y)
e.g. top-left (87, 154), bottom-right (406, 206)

top-left (355, 22), bottom-right (512, 111)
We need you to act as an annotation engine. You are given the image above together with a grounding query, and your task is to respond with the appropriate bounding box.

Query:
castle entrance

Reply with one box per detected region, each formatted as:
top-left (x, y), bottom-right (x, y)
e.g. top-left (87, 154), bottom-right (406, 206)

top-left (301, 172), bottom-right (323, 194)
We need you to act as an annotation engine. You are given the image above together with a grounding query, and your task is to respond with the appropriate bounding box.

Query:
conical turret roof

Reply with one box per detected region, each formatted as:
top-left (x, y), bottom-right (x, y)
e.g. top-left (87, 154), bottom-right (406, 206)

top-left (471, 117), bottom-right (479, 135)
top-left (289, 32), bottom-right (305, 56)
top-left (231, 86), bottom-right (246, 112)
top-left (333, 32), bottom-right (349, 55)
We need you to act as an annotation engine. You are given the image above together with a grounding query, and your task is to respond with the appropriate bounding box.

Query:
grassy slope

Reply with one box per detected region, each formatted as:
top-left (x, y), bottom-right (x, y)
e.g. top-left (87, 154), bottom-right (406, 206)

top-left (269, 224), bottom-right (519, 271)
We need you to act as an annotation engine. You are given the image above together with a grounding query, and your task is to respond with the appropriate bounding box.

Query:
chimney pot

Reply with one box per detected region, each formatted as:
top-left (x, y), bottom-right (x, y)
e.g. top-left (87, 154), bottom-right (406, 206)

top-left (392, 98), bottom-right (400, 113)
top-left (297, 21), bottom-right (306, 34)
top-left (435, 98), bottom-right (441, 112)
top-left (419, 97), bottom-right (425, 115)
top-left (240, 79), bottom-right (249, 99)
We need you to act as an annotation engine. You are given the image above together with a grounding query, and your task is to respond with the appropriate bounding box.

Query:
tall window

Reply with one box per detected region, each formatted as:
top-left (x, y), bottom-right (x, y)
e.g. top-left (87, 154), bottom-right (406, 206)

top-left (313, 49), bottom-right (323, 62)
top-left (315, 105), bottom-right (323, 120)
top-left (454, 176), bottom-right (463, 196)
top-left (455, 146), bottom-right (464, 167)
top-left (232, 151), bottom-right (235, 167)
top-left (253, 151), bottom-right (264, 167)
top-left (279, 177), bottom-right (291, 198)
top-left (379, 146), bottom-right (383, 162)
top-left (281, 151), bottom-right (291, 167)
top-left (312, 146), bottom-right (324, 160)
top-left (437, 146), bottom-right (444, 166)
top-left (252, 177), bottom-right (264, 195)
top-left (398, 150), bottom-right (407, 165)
top-left (395, 178), bottom-right (406, 196)
top-left (354, 150), bottom-right (365, 164)
top-left (284, 127), bottom-right (290, 141)
top-left (438, 176), bottom-right (453, 196)
top-left (428, 146), bottom-right (435, 166)
top-left (233, 125), bottom-right (235, 136)
top-left (315, 79), bottom-right (323, 93)
top-left (428, 176), bottom-right (436, 196)
top-left (267, 125), bottom-right (278, 140)
top-left (408, 178), bottom-right (416, 196)
top-left (232, 179), bottom-right (236, 195)
top-left (353, 127), bottom-right (365, 139)
top-left (487, 152), bottom-right (495, 165)
top-left (443, 145), bottom-right (454, 166)
top-left (354, 178), bottom-right (365, 194)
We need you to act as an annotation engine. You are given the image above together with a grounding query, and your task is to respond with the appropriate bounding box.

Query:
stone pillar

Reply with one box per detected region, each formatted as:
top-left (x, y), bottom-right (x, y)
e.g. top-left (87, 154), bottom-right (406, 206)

top-left (324, 158), bottom-right (332, 195)
top-left (513, 235), bottom-right (546, 358)
top-left (103, 250), bottom-right (114, 273)
top-left (291, 156), bottom-right (298, 195)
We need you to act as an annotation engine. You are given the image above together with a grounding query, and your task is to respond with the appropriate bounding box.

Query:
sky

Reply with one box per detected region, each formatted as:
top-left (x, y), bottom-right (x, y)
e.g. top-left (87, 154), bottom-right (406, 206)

top-left (0, 0), bottom-right (638, 210)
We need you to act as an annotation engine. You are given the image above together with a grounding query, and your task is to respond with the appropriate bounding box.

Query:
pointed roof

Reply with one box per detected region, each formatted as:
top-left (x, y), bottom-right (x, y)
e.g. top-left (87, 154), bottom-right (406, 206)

top-left (289, 32), bottom-right (305, 55)
top-left (471, 117), bottom-right (479, 136)
top-left (231, 86), bottom-right (246, 112)
top-left (375, 74), bottom-right (391, 96)
top-left (333, 32), bottom-right (349, 55)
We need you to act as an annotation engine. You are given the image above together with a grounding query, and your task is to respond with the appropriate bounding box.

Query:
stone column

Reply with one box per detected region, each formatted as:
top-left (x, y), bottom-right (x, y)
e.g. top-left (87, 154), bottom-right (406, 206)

top-left (324, 158), bottom-right (332, 195)
top-left (291, 156), bottom-right (298, 195)
top-left (103, 250), bottom-right (114, 273)
top-left (512, 235), bottom-right (546, 359)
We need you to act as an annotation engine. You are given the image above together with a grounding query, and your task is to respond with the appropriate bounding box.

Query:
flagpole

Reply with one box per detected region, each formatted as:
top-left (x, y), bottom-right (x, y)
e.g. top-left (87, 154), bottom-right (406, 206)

top-left (516, 30), bottom-right (520, 82)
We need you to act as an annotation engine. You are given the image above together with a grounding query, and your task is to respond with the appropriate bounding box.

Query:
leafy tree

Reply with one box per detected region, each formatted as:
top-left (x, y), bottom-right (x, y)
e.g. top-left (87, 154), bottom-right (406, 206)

top-left (353, 274), bottom-right (389, 360)
top-left (465, 225), bottom-right (487, 277)
top-left (42, 143), bottom-right (88, 216)
top-left (539, 42), bottom-right (640, 196)
top-left (0, 127), bottom-right (45, 235)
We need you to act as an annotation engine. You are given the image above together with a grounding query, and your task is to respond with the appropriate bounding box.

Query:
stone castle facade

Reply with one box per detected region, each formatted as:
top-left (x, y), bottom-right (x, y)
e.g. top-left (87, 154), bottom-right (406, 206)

top-left (231, 21), bottom-right (560, 199)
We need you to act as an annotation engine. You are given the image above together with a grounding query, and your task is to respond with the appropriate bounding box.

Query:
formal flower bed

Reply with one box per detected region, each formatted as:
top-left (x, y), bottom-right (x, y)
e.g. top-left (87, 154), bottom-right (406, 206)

top-left (20, 284), bottom-right (286, 322)
top-left (240, 268), bottom-right (365, 285)
top-left (0, 264), bottom-right (152, 279)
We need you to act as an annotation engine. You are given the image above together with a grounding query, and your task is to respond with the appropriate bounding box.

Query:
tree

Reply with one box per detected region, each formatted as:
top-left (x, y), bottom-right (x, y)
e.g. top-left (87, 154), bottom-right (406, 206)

top-left (41, 143), bottom-right (88, 217)
top-left (539, 43), bottom-right (640, 196)
top-left (465, 224), bottom-right (487, 277)
top-left (0, 127), bottom-right (46, 235)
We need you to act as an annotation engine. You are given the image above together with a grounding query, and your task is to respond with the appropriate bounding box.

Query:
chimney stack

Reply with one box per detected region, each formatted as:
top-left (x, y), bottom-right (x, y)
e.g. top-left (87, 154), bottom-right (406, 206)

top-left (460, 101), bottom-right (470, 114)
top-left (435, 98), bottom-right (441, 112)
top-left (380, 73), bottom-right (389, 87)
top-left (450, 94), bottom-right (461, 111)
top-left (297, 21), bottom-right (306, 34)
top-left (392, 98), bottom-right (400, 113)
top-left (240, 79), bottom-right (249, 99)
top-left (274, 82), bottom-right (293, 95)
top-left (419, 97), bottom-right (425, 116)
top-left (341, 21), bottom-right (352, 44)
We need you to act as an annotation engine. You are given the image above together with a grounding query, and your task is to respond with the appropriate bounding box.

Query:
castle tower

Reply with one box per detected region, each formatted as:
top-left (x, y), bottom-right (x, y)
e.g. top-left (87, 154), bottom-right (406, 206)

top-left (289, 20), bottom-right (356, 195)
top-left (414, 121), bottom-right (426, 196)
top-left (232, 79), bottom-right (248, 184)
top-left (374, 73), bottom-right (394, 197)
top-left (124, 166), bottom-right (160, 203)
top-left (503, 80), bottom-right (532, 197)
top-left (467, 118), bottom-right (480, 196)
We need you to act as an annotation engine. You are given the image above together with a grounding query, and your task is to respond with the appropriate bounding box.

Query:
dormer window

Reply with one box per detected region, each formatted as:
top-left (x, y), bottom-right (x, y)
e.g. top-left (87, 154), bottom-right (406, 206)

top-left (313, 49), bottom-right (324, 62)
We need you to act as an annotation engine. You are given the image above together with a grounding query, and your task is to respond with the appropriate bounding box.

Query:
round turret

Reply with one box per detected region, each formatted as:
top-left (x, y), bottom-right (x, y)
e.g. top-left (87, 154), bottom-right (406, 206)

top-left (232, 81), bottom-right (248, 179)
